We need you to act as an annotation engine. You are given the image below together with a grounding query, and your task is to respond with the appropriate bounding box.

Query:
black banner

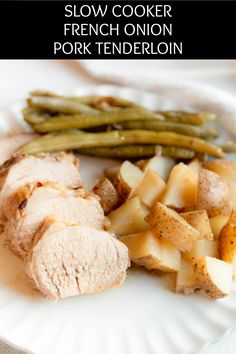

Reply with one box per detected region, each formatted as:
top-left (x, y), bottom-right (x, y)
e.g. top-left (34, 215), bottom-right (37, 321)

top-left (0, 1), bottom-right (235, 59)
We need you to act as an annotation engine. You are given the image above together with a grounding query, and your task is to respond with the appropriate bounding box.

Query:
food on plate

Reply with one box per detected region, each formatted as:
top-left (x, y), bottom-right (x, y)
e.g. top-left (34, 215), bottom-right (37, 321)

top-left (79, 145), bottom-right (195, 160)
top-left (218, 211), bottom-right (236, 278)
top-left (209, 214), bottom-right (229, 239)
top-left (132, 169), bottom-right (166, 208)
top-left (93, 177), bottom-right (119, 214)
top-left (25, 217), bottom-right (129, 301)
top-left (0, 152), bottom-right (81, 223)
top-left (19, 92), bottom-right (226, 159)
top-left (19, 129), bottom-right (224, 157)
top-left (137, 155), bottom-right (175, 181)
top-left (0, 134), bottom-right (37, 165)
top-left (176, 259), bottom-right (197, 295)
top-left (108, 196), bottom-right (149, 236)
top-left (196, 168), bottom-right (231, 217)
top-left (114, 160), bottom-right (143, 201)
top-left (4, 183), bottom-right (104, 257)
top-left (182, 240), bottom-right (218, 260)
top-left (146, 202), bottom-right (200, 252)
top-left (180, 210), bottom-right (213, 240)
top-left (203, 159), bottom-right (236, 208)
top-left (192, 256), bottom-right (233, 299)
top-left (161, 162), bottom-right (198, 209)
top-left (120, 230), bottom-right (181, 272)
top-left (120, 119), bottom-right (219, 138)
top-left (1, 91), bottom-right (236, 302)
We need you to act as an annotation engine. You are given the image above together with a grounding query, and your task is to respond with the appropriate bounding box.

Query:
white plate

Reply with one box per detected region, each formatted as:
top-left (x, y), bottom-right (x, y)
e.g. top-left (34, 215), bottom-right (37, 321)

top-left (0, 85), bottom-right (236, 354)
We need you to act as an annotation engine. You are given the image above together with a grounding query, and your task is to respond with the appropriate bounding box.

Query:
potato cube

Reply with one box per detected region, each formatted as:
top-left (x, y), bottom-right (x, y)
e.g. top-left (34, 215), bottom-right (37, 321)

top-left (146, 202), bottom-right (200, 252)
top-left (132, 170), bottom-right (166, 208)
top-left (181, 210), bottom-right (213, 240)
top-left (182, 240), bottom-right (218, 261)
top-left (210, 214), bottom-right (229, 239)
top-left (114, 160), bottom-right (143, 201)
top-left (161, 163), bottom-right (198, 209)
top-left (143, 156), bottom-right (175, 181)
top-left (120, 230), bottom-right (181, 272)
top-left (192, 256), bottom-right (233, 299)
top-left (176, 259), bottom-right (197, 295)
top-left (108, 196), bottom-right (149, 236)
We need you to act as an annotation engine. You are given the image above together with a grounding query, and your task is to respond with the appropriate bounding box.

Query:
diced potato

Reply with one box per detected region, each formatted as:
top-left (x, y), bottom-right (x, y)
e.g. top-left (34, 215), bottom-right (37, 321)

top-left (142, 156), bottom-right (175, 182)
top-left (108, 196), bottom-right (149, 236)
top-left (146, 202), bottom-right (200, 252)
top-left (104, 166), bottom-right (120, 183)
top-left (120, 230), bottom-right (162, 268)
top-left (203, 160), bottom-right (236, 209)
top-left (181, 210), bottom-right (213, 240)
top-left (120, 230), bottom-right (181, 272)
top-left (132, 170), bottom-right (166, 208)
top-left (219, 218), bottom-right (236, 279)
top-left (148, 238), bottom-right (181, 272)
top-left (203, 159), bottom-right (236, 182)
top-left (93, 178), bottom-right (119, 214)
top-left (114, 161), bottom-right (143, 201)
top-left (192, 256), bottom-right (233, 299)
top-left (182, 240), bottom-right (218, 261)
top-left (210, 214), bottom-right (229, 239)
top-left (188, 158), bottom-right (202, 171)
top-left (161, 163), bottom-right (198, 209)
top-left (196, 168), bottom-right (231, 217)
top-left (176, 259), bottom-right (197, 295)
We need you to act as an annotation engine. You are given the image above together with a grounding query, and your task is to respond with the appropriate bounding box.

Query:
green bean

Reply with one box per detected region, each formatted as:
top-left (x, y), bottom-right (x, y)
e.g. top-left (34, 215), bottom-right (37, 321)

top-left (28, 109), bottom-right (164, 132)
top-left (79, 145), bottom-right (195, 159)
top-left (156, 111), bottom-right (217, 125)
top-left (23, 107), bottom-right (51, 125)
top-left (220, 142), bottom-right (236, 153)
top-left (18, 130), bottom-right (224, 157)
top-left (28, 95), bottom-right (99, 114)
top-left (119, 120), bottom-right (218, 139)
top-left (30, 91), bottom-right (139, 109)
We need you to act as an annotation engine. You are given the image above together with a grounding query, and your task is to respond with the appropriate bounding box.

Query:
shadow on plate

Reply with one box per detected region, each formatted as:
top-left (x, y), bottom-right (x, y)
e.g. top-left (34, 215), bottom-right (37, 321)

top-left (0, 237), bottom-right (42, 300)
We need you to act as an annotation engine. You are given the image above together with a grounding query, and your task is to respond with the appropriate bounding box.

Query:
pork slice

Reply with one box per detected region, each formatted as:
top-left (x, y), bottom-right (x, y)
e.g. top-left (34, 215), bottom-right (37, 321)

top-left (25, 217), bottom-right (130, 301)
top-left (0, 134), bottom-right (38, 166)
top-left (5, 183), bottom-right (104, 257)
top-left (0, 152), bottom-right (81, 222)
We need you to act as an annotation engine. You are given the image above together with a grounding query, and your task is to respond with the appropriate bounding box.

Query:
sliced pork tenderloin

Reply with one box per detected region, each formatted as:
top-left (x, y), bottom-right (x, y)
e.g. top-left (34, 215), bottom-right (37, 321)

top-left (25, 217), bottom-right (130, 301)
top-left (0, 152), bottom-right (81, 223)
top-left (0, 134), bottom-right (37, 165)
top-left (4, 183), bottom-right (104, 257)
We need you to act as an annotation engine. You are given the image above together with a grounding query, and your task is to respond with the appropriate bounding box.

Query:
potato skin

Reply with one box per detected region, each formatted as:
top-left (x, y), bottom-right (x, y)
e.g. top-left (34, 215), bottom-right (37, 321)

top-left (219, 223), bottom-right (236, 263)
top-left (146, 202), bottom-right (200, 252)
top-left (192, 257), bottom-right (232, 299)
top-left (196, 168), bottom-right (231, 217)
top-left (93, 178), bottom-right (119, 214)
top-left (181, 210), bottom-right (213, 240)
top-left (203, 159), bottom-right (236, 182)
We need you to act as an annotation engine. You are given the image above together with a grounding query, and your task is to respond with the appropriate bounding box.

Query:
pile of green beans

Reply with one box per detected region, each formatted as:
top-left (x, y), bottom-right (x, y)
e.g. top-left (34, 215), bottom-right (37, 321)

top-left (18, 91), bottom-right (227, 160)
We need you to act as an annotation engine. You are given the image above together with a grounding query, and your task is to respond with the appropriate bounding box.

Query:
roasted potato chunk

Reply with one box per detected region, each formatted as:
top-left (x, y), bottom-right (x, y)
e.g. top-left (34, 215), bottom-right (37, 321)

top-left (181, 210), bottom-right (213, 240)
top-left (114, 161), bottom-right (143, 201)
top-left (120, 230), bottom-right (181, 272)
top-left (192, 256), bottom-right (233, 299)
top-left (146, 202), bottom-right (200, 252)
top-left (176, 259), bottom-right (197, 295)
top-left (133, 170), bottom-right (166, 208)
top-left (161, 163), bottom-right (198, 209)
top-left (93, 177), bottom-right (119, 214)
top-left (108, 196), bottom-right (149, 236)
top-left (196, 168), bottom-right (231, 217)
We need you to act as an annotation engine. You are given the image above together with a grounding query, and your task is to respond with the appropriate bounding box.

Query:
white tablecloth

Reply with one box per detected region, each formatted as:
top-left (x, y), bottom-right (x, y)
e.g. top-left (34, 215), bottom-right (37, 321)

top-left (0, 60), bottom-right (236, 354)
